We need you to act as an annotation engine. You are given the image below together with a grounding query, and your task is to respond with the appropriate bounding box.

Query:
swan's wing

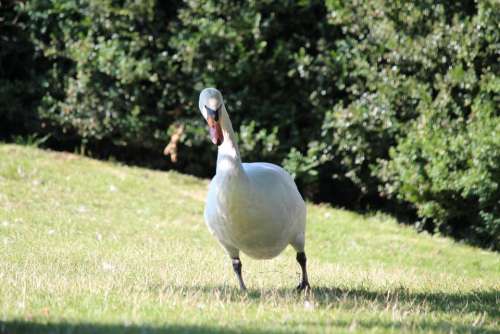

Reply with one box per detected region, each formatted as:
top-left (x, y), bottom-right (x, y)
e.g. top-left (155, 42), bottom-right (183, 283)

top-left (242, 162), bottom-right (302, 198)
top-left (242, 162), bottom-right (306, 224)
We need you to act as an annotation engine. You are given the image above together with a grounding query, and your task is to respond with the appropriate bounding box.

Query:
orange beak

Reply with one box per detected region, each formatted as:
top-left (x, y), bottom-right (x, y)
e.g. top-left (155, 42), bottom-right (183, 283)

top-left (207, 116), bottom-right (223, 146)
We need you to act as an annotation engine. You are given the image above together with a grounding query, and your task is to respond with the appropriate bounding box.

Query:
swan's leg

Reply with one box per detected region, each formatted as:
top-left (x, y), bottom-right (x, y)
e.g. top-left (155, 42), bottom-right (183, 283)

top-left (296, 252), bottom-right (310, 291)
top-left (231, 257), bottom-right (247, 291)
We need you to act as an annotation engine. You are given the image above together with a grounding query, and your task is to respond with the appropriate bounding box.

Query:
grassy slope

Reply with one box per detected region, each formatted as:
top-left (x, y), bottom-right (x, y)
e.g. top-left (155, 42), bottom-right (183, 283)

top-left (0, 144), bottom-right (498, 334)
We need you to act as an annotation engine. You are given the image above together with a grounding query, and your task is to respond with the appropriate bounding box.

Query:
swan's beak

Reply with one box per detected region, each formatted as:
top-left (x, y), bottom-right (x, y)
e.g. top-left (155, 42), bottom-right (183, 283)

top-left (207, 116), bottom-right (223, 146)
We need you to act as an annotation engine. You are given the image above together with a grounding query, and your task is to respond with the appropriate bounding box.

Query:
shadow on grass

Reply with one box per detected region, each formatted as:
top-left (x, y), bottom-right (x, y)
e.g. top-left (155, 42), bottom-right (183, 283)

top-left (2, 287), bottom-right (497, 334)
top-left (1, 318), bottom-right (496, 334)
top-left (170, 284), bottom-right (499, 318)
top-left (169, 284), bottom-right (499, 333)
top-left (309, 286), bottom-right (500, 318)
top-left (286, 318), bottom-right (499, 334)
top-left (1, 321), bottom-right (274, 334)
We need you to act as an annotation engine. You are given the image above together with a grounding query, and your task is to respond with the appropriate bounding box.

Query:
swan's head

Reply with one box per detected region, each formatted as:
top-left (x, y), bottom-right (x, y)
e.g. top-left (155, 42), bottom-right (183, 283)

top-left (199, 88), bottom-right (224, 146)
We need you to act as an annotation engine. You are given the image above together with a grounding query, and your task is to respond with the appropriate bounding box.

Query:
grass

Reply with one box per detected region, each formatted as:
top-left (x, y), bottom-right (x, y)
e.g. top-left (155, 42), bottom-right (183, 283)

top-left (0, 143), bottom-right (498, 334)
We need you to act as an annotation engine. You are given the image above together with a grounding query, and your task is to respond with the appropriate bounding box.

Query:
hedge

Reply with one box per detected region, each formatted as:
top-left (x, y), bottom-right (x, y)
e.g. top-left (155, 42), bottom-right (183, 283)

top-left (1, 0), bottom-right (498, 249)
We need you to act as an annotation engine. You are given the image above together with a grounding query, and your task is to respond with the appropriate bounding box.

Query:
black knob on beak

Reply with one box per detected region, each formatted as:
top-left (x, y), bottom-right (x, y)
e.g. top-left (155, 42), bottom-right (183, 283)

top-left (205, 105), bottom-right (220, 122)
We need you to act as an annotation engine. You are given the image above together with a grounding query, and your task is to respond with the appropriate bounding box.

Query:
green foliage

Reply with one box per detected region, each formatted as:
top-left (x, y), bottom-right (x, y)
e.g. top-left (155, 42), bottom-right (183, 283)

top-left (376, 0), bottom-right (499, 249)
top-left (0, 0), bottom-right (41, 137)
top-left (291, 0), bottom-right (500, 247)
top-left (11, 133), bottom-right (51, 147)
top-left (381, 93), bottom-right (500, 249)
top-left (169, 0), bottom-right (328, 165)
top-left (2, 0), bottom-right (499, 247)
top-left (21, 0), bottom-right (181, 155)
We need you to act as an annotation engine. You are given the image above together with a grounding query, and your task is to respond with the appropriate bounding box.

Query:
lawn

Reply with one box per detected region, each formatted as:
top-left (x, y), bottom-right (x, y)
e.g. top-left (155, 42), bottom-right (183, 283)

top-left (0, 144), bottom-right (498, 333)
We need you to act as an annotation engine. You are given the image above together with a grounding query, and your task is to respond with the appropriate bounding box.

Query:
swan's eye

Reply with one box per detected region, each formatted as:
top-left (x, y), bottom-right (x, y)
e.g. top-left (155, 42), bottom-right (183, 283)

top-left (205, 105), bottom-right (220, 122)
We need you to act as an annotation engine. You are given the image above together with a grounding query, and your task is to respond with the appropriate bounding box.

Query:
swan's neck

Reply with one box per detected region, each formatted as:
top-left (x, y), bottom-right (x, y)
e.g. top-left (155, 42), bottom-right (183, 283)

top-left (216, 106), bottom-right (243, 176)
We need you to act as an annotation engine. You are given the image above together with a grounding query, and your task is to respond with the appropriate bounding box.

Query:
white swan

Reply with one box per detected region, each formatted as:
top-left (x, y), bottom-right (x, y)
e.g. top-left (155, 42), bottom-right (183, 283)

top-left (199, 88), bottom-right (310, 291)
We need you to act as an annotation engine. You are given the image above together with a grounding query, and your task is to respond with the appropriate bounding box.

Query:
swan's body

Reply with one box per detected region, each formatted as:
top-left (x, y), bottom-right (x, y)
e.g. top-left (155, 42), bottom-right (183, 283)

top-left (198, 88), bottom-right (310, 291)
top-left (205, 162), bottom-right (306, 259)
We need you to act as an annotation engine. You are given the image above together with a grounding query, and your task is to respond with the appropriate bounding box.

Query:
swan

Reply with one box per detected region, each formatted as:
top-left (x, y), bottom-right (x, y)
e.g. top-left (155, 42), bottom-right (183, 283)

top-left (199, 88), bottom-right (310, 291)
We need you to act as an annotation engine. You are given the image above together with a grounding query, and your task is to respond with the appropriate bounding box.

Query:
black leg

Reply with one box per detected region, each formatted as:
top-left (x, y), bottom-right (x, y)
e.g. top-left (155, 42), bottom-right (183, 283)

top-left (232, 257), bottom-right (247, 291)
top-left (296, 252), bottom-right (310, 291)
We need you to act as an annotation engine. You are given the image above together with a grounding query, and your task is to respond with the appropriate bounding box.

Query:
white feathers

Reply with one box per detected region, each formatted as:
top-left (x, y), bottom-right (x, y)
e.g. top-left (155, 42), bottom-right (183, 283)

top-left (200, 88), bottom-right (307, 260)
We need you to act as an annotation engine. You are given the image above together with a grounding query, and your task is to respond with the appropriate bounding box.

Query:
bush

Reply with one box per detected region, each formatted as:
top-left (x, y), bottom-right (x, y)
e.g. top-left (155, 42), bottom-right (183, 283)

top-left (376, 0), bottom-right (499, 248)
top-left (0, 0), bottom-right (41, 138)
top-left (2, 0), bottom-right (499, 248)
top-left (19, 0), bottom-right (331, 173)
top-left (380, 70), bottom-right (499, 249)
top-left (281, 0), bottom-right (499, 246)
top-left (382, 101), bottom-right (499, 249)
top-left (288, 0), bottom-right (486, 201)
top-left (20, 0), bottom-right (183, 165)
top-left (169, 0), bottom-right (330, 169)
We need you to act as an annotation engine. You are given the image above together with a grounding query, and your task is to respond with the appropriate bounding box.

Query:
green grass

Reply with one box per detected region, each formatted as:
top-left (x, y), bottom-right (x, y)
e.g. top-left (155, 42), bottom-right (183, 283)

top-left (0, 144), bottom-right (498, 334)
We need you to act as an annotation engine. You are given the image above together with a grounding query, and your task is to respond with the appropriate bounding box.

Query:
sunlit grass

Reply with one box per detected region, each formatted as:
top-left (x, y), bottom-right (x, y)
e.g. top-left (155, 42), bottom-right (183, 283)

top-left (0, 144), bottom-right (498, 333)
